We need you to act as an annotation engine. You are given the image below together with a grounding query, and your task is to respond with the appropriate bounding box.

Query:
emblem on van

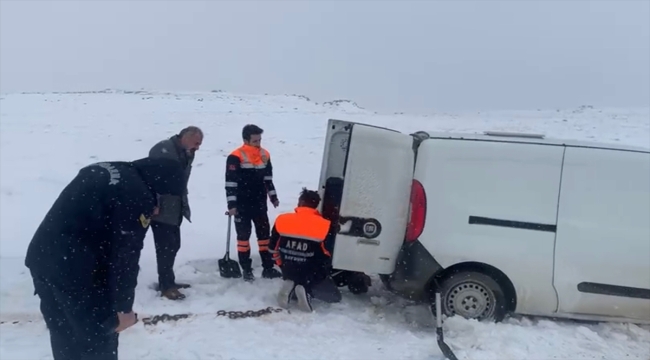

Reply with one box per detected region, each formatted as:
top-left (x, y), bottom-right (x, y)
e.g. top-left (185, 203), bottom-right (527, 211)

top-left (363, 222), bottom-right (378, 237)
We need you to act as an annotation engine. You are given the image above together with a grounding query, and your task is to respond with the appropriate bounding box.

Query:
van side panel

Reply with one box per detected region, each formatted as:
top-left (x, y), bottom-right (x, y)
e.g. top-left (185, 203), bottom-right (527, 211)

top-left (415, 139), bottom-right (564, 316)
top-left (554, 147), bottom-right (650, 321)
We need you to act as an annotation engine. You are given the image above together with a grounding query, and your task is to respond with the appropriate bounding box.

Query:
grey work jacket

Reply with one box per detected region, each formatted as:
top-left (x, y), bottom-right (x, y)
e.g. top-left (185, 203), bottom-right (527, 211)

top-left (148, 135), bottom-right (194, 226)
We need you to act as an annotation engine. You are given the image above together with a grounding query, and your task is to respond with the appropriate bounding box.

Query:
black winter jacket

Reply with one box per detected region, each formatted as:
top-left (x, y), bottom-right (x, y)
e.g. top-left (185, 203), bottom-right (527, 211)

top-left (25, 157), bottom-right (185, 315)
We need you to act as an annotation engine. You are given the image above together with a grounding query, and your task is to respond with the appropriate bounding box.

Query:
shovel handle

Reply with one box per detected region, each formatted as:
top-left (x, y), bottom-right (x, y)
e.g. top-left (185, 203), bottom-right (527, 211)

top-left (224, 211), bottom-right (232, 257)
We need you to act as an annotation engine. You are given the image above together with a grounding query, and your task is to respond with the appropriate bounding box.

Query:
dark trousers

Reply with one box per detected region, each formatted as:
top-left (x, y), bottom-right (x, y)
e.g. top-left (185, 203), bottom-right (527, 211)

top-left (331, 270), bottom-right (372, 294)
top-left (305, 276), bottom-right (343, 303)
top-left (305, 276), bottom-right (342, 303)
top-left (31, 274), bottom-right (119, 360)
top-left (234, 212), bottom-right (273, 270)
top-left (151, 221), bottom-right (181, 292)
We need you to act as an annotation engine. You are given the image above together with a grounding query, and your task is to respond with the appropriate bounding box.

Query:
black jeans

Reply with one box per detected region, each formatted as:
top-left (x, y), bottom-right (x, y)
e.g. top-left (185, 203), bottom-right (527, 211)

top-left (151, 221), bottom-right (181, 292)
top-left (31, 274), bottom-right (119, 360)
top-left (233, 212), bottom-right (273, 270)
top-left (305, 276), bottom-right (342, 303)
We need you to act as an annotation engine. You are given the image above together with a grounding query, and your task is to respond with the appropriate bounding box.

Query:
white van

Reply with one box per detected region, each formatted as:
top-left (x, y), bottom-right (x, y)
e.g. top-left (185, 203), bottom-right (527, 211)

top-left (317, 119), bottom-right (650, 324)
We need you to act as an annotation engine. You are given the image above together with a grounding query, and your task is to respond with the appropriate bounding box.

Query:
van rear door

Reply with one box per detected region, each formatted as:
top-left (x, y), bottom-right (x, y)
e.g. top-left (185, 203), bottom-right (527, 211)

top-left (317, 119), bottom-right (415, 275)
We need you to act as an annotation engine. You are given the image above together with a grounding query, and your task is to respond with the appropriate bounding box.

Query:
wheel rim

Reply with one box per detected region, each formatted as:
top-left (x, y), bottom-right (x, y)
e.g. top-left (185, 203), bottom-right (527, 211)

top-left (443, 280), bottom-right (496, 320)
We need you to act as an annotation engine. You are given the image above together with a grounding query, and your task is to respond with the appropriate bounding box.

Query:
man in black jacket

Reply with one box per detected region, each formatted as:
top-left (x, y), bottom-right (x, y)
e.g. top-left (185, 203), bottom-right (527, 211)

top-left (148, 126), bottom-right (203, 300)
top-left (24, 157), bottom-right (185, 360)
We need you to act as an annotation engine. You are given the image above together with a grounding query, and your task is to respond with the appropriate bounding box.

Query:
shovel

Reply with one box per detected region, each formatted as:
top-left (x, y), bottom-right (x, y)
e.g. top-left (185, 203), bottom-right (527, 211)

top-left (219, 212), bottom-right (242, 278)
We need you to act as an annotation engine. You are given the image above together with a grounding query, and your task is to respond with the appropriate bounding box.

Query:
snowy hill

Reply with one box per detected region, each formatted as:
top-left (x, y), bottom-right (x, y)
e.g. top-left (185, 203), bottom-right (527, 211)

top-left (1, 90), bottom-right (649, 360)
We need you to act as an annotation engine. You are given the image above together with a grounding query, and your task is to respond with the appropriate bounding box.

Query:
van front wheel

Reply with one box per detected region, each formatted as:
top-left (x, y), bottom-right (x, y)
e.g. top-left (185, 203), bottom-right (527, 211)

top-left (434, 271), bottom-right (507, 322)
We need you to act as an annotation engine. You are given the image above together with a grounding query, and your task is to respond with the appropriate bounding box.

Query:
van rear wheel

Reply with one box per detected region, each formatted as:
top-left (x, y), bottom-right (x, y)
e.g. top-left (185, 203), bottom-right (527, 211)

top-left (434, 271), bottom-right (507, 322)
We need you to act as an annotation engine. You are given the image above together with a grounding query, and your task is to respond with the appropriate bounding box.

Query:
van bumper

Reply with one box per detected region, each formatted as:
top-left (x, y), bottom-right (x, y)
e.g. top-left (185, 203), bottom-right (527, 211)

top-left (380, 240), bottom-right (443, 302)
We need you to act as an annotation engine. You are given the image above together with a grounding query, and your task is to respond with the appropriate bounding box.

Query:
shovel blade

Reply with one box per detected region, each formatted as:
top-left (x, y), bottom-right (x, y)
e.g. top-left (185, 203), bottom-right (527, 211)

top-left (218, 257), bottom-right (242, 278)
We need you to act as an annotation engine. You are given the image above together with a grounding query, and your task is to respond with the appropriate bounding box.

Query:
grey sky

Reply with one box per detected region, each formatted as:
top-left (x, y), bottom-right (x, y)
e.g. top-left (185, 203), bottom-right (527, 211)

top-left (1, 0), bottom-right (648, 114)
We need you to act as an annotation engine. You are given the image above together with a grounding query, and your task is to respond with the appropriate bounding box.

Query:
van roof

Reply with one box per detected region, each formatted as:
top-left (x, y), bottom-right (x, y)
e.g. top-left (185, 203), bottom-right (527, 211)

top-left (418, 131), bottom-right (650, 154)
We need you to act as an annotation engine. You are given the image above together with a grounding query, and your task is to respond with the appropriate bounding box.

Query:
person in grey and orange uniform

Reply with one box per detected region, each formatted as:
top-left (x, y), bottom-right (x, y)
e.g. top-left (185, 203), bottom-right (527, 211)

top-left (225, 124), bottom-right (283, 282)
top-left (269, 188), bottom-right (342, 312)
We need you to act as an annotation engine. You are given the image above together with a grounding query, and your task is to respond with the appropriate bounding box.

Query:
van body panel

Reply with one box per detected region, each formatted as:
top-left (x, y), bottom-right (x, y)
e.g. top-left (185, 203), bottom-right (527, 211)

top-left (383, 240), bottom-right (444, 301)
top-left (413, 138), bottom-right (564, 315)
top-left (554, 147), bottom-right (650, 320)
top-left (424, 132), bottom-right (649, 153)
top-left (317, 121), bottom-right (650, 323)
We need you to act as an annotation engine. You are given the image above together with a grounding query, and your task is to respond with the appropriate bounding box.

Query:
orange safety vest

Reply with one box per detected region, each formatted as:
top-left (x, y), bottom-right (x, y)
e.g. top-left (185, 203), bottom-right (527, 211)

top-left (229, 144), bottom-right (270, 169)
top-left (272, 207), bottom-right (332, 268)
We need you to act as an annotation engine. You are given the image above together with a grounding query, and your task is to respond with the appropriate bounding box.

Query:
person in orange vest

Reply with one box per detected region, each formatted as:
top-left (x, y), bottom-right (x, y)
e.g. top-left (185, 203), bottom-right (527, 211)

top-left (225, 124), bottom-right (282, 281)
top-left (269, 188), bottom-right (342, 312)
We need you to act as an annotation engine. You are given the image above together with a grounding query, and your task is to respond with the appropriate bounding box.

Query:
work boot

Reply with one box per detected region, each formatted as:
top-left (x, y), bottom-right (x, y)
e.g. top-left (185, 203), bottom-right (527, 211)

top-left (277, 280), bottom-right (296, 309)
top-left (172, 282), bottom-right (191, 290)
top-left (348, 273), bottom-right (372, 295)
top-left (262, 268), bottom-right (282, 279)
top-left (243, 269), bottom-right (255, 282)
top-left (154, 282), bottom-right (191, 292)
top-left (161, 288), bottom-right (186, 301)
top-left (293, 285), bottom-right (313, 313)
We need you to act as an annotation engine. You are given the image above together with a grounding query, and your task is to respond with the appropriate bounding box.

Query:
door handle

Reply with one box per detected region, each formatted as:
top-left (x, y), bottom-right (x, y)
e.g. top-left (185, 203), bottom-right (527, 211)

top-left (357, 239), bottom-right (380, 246)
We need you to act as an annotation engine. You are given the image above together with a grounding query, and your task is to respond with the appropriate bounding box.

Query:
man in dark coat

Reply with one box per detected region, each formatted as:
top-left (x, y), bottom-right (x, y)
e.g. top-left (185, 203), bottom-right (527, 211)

top-left (25, 157), bottom-right (185, 360)
top-left (148, 126), bottom-right (203, 300)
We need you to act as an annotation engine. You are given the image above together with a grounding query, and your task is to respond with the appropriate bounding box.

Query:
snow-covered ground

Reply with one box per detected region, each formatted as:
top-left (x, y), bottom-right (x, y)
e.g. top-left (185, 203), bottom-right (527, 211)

top-left (1, 90), bottom-right (649, 360)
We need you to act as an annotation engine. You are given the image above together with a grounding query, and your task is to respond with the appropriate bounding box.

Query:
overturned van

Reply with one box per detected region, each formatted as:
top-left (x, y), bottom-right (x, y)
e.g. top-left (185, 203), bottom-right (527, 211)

top-left (317, 119), bottom-right (650, 324)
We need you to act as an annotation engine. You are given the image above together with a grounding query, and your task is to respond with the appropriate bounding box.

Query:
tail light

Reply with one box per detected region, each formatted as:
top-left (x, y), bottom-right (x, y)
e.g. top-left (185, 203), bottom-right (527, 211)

top-left (405, 179), bottom-right (427, 242)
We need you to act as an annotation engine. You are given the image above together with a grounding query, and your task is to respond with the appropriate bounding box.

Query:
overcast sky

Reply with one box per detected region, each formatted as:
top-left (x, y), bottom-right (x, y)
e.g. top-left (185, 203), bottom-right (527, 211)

top-left (1, 0), bottom-right (648, 113)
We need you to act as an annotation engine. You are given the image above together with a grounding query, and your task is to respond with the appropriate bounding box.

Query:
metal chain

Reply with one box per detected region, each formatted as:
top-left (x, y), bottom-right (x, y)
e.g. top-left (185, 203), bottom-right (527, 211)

top-left (0, 320), bottom-right (33, 325)
top-left (141, 306), bottom-right (286, 326)
top-left (1, 307), bottom-right (286, 327)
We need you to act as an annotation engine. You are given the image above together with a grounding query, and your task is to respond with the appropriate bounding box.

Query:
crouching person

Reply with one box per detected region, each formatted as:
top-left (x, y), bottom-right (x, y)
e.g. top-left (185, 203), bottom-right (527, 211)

top-left (269, 188), bottom-right (342, 312)
top-left (24, 157), bottom-right (185, 360)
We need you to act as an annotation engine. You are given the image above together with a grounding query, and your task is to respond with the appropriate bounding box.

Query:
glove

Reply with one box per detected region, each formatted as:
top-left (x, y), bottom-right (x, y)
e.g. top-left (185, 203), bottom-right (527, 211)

top-left (182, 195), bottom-right (191, 223)
top-left (272, 252), bottom-right (281, 266)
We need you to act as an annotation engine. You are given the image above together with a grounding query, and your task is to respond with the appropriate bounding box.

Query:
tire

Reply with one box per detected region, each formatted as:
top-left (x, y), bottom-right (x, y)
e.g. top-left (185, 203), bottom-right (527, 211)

top-left (434, 270), bottom-right (508, 322)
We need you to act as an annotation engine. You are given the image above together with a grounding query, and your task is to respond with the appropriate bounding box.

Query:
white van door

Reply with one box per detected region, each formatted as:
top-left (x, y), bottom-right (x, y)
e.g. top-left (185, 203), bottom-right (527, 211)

top-left (317, 119), bottom-right (416, 275)
top-left (554, 146), bottom-right (650, 321)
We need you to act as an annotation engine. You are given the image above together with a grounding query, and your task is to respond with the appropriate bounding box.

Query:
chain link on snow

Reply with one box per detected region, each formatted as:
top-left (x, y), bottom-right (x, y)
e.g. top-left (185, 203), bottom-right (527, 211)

top-left (1, 307), bottom-right (288, 326)
top-left (0, 320), bottom-right (35, 325)
top-left (141, 306), bottom-right (287, 325)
